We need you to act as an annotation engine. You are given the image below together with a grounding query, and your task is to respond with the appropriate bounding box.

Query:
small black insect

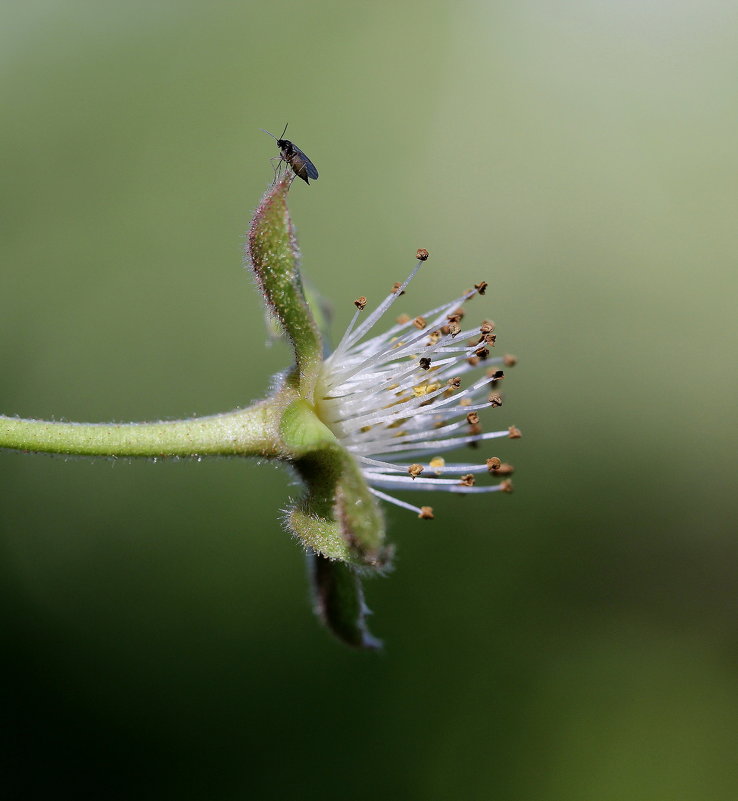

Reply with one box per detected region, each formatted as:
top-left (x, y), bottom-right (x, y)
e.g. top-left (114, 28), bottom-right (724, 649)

top-left (261, 123), bottom-right (319, 185)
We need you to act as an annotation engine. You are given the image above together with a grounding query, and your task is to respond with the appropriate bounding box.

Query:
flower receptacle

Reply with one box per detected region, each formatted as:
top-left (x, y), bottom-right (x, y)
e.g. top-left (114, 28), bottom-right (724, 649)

top-left (280, 398), bottom-right (389, 570)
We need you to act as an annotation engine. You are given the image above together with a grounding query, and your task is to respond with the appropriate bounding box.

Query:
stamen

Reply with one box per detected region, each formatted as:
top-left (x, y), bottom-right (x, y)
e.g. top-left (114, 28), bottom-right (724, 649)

top-left (368, 487), bottom-right (426, 515)
top-left (315, 255), bottom-right (518, 520)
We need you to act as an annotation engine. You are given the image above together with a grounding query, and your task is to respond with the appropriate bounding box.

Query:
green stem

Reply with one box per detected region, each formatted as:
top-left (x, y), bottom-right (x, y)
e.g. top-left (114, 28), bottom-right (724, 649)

top-left (0, 400), bottom-right (285, 459)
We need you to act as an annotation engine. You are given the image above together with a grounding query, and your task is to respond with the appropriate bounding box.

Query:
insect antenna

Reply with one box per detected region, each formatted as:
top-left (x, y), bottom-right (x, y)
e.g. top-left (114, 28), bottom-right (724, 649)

top-left (260, 123), bottom-right (289, 141)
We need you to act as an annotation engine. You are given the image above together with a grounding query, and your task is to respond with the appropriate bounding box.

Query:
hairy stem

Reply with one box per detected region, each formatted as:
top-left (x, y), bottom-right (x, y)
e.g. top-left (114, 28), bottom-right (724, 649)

top-left (0, 401), bottom-right (285, 459)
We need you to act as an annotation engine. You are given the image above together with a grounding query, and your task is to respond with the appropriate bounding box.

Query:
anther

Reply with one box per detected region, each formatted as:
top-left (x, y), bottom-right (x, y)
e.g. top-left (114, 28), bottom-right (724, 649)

top-left (447, 308), bottom-right (465, 323)
top-left (446, 376), bottom-right (461, 389)
top-left (354, 296), bottom-right (367, 310)
top-left (419, 357), bottom-right (431, 370)
top-left (392, 282), bottom-right (406, 296)
top-left (448, 322), bottom-right (461, 337)
top-left (507, 425), bottom-right (522, 439)
top-left (480, 320), bottom-right (495, 334)
top-left (413, 316), bottom-right (427, 330)
top-left (408, 463), bottom-right (424, 479)
top-left (429, 456), bottom-right (445, 474)
top-left (488, 392), bottom-right (503, 407)
top-left (486, 457), bottom-right (502, 472)
top-left (467, 356), bottom-right (480, 367)
top-left (416, 248), bottom-right (430, 261)
top-left (503, 354), bottom-right (518, 367)
top-left (466, 412), bottom-right (479, 425)
top-left (496, 462), bottom-right (515, 475)
top-left (396, 313), bottom-right (410, 324)
top-left (487, 369), bottom-right (504, 382)
top-left (500, 479), bottom-right (514, 493)
top-left (474, 346), bottom-right (490, 360)
top-left (418, 506), bottom-right (434, 519)
top-left (459, 474), bottom-right (476, 487)
top-left (475, 281), bottom-right (488, 295)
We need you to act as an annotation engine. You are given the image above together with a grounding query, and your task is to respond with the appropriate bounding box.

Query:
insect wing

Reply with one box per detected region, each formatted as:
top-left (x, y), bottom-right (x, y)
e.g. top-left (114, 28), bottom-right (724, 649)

top-left (292, 144), bottom-right (319, 180)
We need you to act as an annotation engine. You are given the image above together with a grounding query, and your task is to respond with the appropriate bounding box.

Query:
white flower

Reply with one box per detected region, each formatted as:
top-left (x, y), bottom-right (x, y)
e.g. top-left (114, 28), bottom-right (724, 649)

top-left (315, 253), bottom-right (519, 520)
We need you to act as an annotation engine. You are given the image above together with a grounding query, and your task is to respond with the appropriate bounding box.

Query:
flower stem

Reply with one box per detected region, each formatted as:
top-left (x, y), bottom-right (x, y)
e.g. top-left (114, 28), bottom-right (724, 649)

top-left (0, 401), bottom-right (285, 459)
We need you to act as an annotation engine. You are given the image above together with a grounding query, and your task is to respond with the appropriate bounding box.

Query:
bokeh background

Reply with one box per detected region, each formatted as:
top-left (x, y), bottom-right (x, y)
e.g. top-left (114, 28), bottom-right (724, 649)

top-left (2, 1), bottom-right (737, 798)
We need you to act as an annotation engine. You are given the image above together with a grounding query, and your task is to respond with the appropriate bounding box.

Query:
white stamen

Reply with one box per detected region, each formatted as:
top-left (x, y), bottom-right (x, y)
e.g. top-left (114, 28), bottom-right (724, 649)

top-left (315, 258), bottom-right (516, 516)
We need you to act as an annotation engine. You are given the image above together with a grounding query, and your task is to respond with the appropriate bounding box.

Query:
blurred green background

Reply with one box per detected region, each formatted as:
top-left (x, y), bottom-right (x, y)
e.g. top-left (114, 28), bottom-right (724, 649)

top-left (2, 1), bottom-right (737, 798)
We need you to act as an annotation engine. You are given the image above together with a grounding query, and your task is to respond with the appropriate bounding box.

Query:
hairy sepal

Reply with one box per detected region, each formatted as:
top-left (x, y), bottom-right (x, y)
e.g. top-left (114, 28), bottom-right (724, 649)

top-left (246, 174), bottom-right (322, 394)
top-left (308, 553), bottom-right (382, 650)
top-left (281, 399), bottom-right (390, 570)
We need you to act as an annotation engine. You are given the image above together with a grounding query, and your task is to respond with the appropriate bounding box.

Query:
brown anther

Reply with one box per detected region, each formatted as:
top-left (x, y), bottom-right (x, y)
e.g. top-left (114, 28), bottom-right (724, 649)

top-left (418, 506), bottom-right (434, 519)
top-left (427, 330), bottom-right (441, 345)
top-left (475, 281), bottom-right (488, 295)
top-left (446, 308), bottom-right (465, 323)
top-left (408, 463), bottom-right (424, 479)
top-left (469, 423), bottom-right (482, 435)
top-left (396, 313), bottom-right (410, 324)
top-left (354, 296), bottom-right (367, 310)
top-left (500, 479), bottom-right (514, 493)
top-left (487, 369), bottom-right (505, 382)
top-left (488, 392), bottom-right (503, 407)
top-left (447, 376), bottom-right (461, 389)
top-left (459, 474), bottom-right (476, 487)
top-left (475, 346), bottom-right (490, 360)
top-left (413, 316), bottom-right (427, 330)
top-left (392, 282), bottom-right (406, 296)
top-left (480, 320), bottom-right (496, 334)
top-left (482, 333), bottom-right (496, 345)
top-left (459, 397), bottom-right (472, 407)
top-left (503, 354), bottom-right (518, 367)
top-left (508, 425), bottom-right (522, 439)
top-left (416, 248), bottom-right (430, 261)
top-left (448, 322), bottom-right (461, 337)
top-left (486, 457), bottom-right (502, 472)
top-left (466, 411), bottom-right (479, 425)
top-left (419, 357), bottom-right (431, 370)
top-left (467, 356), bottom-right (480, 367)
top-left (496, 462), bottom-right (515, 475)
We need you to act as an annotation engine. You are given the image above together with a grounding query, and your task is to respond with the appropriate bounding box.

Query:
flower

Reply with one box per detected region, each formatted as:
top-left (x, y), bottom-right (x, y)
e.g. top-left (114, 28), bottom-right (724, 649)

top-left (314, 252), bottom-right (519, 521)
top-left (246, 173), bottom-right (522, 647)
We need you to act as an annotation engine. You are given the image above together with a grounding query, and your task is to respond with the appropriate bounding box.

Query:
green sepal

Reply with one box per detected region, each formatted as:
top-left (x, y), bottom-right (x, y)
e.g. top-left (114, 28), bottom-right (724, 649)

top-left (308, 553), bottom-right (381, 650)
top-left (246, 174), bottom-right (322, 394)
top-left (281, 399), bottom-right (390, 570)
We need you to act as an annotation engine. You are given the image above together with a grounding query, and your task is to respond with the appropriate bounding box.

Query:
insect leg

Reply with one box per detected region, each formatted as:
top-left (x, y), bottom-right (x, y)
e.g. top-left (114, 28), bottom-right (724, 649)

top-left (269, 155), bottom-right (283, 185)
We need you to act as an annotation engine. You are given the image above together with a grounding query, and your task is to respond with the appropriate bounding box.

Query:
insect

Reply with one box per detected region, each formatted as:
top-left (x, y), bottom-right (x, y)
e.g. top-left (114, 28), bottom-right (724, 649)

top-left (261, 123), bottom-right (319, 185)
